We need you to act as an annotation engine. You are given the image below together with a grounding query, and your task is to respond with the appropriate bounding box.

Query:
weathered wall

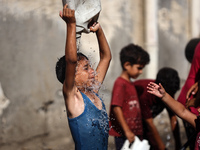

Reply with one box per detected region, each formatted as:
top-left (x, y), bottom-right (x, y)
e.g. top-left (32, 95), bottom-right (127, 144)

top-left (0, 1), bottom-right (73, 149)
top-left (0, 0), bottom-right (199, 150)
top-left (0, 0), bottom-right (141, 149)
top-left (157, 0), bottom-right (189, 80)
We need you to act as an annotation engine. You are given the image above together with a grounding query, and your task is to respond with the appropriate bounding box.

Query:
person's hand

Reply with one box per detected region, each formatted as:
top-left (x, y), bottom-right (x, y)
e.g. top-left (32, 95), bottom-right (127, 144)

top-left (59, 4), bottom-right (76, 24)
top-left (147, 82), bottom-right (166, 99)
top-left (186, 82), bottom-right (199, 101)
top-left (186, 81), bottom-right (200, 108)
top-left (186, 97), bottom-right (196, 109)
top-left (89, 22), bottom-right (101, 32)
top-left (125, 130), bottom-right (135, 143)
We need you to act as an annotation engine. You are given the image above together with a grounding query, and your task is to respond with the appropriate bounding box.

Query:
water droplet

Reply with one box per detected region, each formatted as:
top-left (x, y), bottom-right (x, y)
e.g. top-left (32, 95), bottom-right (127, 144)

top-left (166, 134), bottom-right (171, 140)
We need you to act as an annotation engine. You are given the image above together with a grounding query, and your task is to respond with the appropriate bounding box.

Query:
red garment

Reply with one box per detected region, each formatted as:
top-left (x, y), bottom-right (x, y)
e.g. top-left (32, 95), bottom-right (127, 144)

top-left (177, 42), bottom-right (200, 115)
top-left (133, 79), bottom-right (165, 119)
top-left (134, 79), bottom-right (175, 150)
top-left (109, 77), bottom-right (143, 137)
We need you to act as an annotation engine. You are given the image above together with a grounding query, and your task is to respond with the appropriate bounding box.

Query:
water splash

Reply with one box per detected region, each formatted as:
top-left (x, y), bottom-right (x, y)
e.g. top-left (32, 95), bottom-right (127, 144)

top-left (76, 38), bottom-right (81, 51)
top-left (166, 134), bottom-right (171, 140)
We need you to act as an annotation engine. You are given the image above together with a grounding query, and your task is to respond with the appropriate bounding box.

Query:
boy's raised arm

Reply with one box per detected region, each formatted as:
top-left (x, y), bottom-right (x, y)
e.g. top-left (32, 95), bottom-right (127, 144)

top-left (90, 23), bottom-right (111, 91)
top-left (60, 5), bottom-right (77, 95)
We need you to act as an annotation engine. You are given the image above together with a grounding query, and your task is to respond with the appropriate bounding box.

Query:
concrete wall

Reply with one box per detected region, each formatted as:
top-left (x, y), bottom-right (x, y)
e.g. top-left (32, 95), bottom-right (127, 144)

top-left (158, 0), bottom-right (189, 80)
top-left (0, 0), bottom-right (200, 149)
top-left (0, 1), bottom-right (72, 149)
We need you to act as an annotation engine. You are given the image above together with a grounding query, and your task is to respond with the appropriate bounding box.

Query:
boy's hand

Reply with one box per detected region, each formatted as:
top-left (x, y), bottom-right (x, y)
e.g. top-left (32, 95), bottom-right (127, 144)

top-left (59, 4), bottom-right (75, 24)
top-left (147, 82), bottom-right (166, 99)
top-left (125, 130), bottom-right (135, 143)
top-left (89, 22), bottom-right (101, 32)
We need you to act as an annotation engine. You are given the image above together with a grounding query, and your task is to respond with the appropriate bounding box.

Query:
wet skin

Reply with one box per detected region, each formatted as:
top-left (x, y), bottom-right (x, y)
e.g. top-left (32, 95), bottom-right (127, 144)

top-left (75, 58), bottom-right (96, 91)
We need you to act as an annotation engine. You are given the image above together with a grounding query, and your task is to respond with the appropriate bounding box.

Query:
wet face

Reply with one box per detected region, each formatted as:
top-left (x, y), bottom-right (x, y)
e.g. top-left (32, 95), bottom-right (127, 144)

top-left (127, 64), bottom-right (144, 79)
top-left (75, 58), bottom-right (95, 90)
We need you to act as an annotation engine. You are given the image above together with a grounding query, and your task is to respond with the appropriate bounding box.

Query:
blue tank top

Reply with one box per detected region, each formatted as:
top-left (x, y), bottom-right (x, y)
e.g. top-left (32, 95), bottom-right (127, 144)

top-left (68, 92), bottom-right (109, 150)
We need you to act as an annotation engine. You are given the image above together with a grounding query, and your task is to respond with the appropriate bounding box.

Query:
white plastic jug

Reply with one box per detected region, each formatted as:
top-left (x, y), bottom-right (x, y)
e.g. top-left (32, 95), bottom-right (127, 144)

top-left (62, 0), bottom-right (101, 39)
top-left (121, 136), bottom-right (150, 150)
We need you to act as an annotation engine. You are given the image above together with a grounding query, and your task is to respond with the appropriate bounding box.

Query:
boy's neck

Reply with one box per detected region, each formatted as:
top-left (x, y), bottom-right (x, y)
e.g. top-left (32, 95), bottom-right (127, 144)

top-left (80, 89), bottom-right (102, 109)
top-left (120, 71), bottom-right (131, 82)
top-left (79, 88), bottom-right (95, 96)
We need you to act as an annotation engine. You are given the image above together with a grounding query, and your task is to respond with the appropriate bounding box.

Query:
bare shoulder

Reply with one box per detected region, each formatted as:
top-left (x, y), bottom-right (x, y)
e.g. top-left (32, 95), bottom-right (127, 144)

top-left (63, 86), bottom-right (85, 118)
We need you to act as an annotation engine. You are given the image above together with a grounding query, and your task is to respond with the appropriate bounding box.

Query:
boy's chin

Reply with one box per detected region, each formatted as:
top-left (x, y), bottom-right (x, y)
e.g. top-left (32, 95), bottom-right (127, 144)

top-left (86, 80), bottom-right (101, 91)
top-left (87, 85), bottom-right (96, 91)
top-left (131, 77), bottom-right (137, 80)
top-left (132, 75), bottom-right (140, 79)
top-left (87, 84), bottom-right (100, 91)
top-left (87, 86), bottom-right (94, 91)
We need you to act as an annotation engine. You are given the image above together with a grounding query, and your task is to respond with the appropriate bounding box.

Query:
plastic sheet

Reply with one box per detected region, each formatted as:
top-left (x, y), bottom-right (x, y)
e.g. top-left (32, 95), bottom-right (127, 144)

top-left (62, 0), bottom-right (101, 39)
top-left (121, 136), bottom-right (150, 150)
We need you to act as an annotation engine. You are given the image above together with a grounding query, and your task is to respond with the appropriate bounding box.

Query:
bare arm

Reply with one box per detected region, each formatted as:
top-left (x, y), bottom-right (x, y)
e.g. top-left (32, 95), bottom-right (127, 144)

top-left (147, 82), bottom-right (197, 128)
top-left (113, 106), bottom-right (135, 143)
top-left (90, 23), bottom-right (111, 93)
top-left (59, 5), bottom-right (77, 93)
top-left (145, 118), bottom-right (166, 150)
top-left (59, 5), bottom-right (79, 117)
top-left (166, 110), bottom-right (181, 150)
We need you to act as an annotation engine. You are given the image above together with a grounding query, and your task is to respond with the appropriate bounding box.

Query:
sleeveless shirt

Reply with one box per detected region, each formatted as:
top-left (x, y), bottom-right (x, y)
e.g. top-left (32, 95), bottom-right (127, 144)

top-left (68, 92), bottom-right (109, 150)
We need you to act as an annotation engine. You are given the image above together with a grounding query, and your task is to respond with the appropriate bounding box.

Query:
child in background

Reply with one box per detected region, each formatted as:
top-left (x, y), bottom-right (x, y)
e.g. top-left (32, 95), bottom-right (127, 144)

top-left (147, 82), bottom-right (200, 150)
top-left (177, 38), bottom-right (200, 114)
top-left (134, 67), bottom-right (181, 150)
top-left (56, 4), bottom-right (111, 150)
top-left (109, 43), bottom-right (150, 150)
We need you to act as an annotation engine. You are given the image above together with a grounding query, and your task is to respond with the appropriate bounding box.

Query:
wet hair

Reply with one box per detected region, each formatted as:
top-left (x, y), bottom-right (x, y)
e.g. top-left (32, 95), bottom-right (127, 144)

top-left (155, 67), bottom-right (180, 96)
top-left (185, 38), bottom-right (200, 63)
top-left (120, 43), bottom-right (150, 70)
top-left (55, 52), bottom-right (88, 84)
